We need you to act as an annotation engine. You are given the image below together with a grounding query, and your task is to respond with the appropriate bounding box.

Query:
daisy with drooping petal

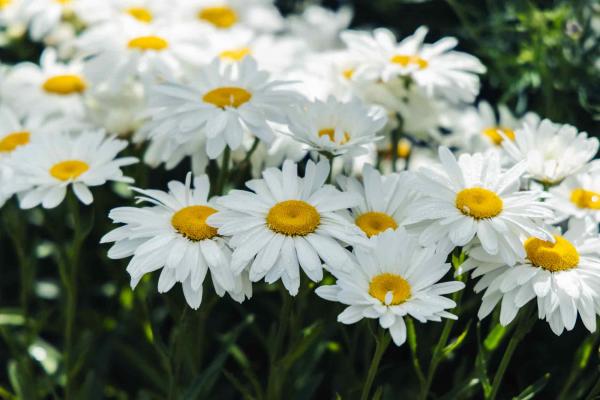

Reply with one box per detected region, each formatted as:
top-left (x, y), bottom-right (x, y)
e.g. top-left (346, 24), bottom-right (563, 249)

top-left (101, 173), bottom-right (251, 309)
top-left (286, 96), bottom-right (386, 158)
top-left (548, 171), bottom-right (600, 223)
top-left (462, 219), bottom-right (600, 335)
top-left (207, 159), bottom-right (369, 295)
top-left (3, 48), bottom-right (88, 118)
top-left (341, 26), bottom-right (486, 102)
top-left (405, 147), bottom-right (555, 265)
top-left (337, 164), bottom-right (415, 238)
top-left (5, 130), bottom-right (137, 209)
top-left (137, 57), bottom-right (298, 161)
top-left (79, 18), bottom-right (206, 91)
top-left (502, 119), bottom-right (599, 185)
top-left (316, 228), bottom-right (464, 346)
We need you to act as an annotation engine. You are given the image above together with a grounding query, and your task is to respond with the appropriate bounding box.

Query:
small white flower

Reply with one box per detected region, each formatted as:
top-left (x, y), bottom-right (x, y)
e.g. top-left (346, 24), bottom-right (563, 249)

top-left (176, 0), bottom-right (283, 33)
top-left (207, 159), bottom-right (369, 295)
top-left (462, 219), bottom-right (600, 335)
top-left (548, 170), bottom-right (600, 223)
top-left (287, 5), bottom-right (353, 51)
top-left (137, 57), bottom-right (298, 161)
top-left (316, 228), bottom-right (464, 346)
top-left (337, 164), bottom-right (415, 238)
top-left (286, 96), bottom-right (387, 157)
top-left (502, 119), bottom-right (599, 185)
top-left (405, 147), bottom-right (555, 265)
top-left (79, 18), bottom-right (206, 90)
top-left (102, 173), bottom-right (251, 309)
top-left (3, 49), bottom-right (88, 118)
top-left (341, 26), bottom-right (486, 102)
top-left (6, 129), bottom-right (137, 209)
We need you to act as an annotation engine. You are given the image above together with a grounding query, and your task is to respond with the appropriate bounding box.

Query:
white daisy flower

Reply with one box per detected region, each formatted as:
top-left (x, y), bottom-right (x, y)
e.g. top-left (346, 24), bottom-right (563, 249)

top-left (0, 0), bottom-right (24, 30)
top-left (101, 173), bottom-right (251, 309)
top-left (287, 5), bottom-right (353, 51)
top-left (20, 0), bottom-right (81, 41)
top-left (337, 164), bottom-right (415, 238)
top-left (79, 18), bottom-right (206, 91)
top-left (137, 57), bottom-right (298, 160)
top-left (3, 48), bottom-right (88, 118)
top-left (77, 0), bottom-right (174, 26)
top-left (405, 147), bottom-right (555, 265)
top-left (502, 119), bottom-right (599, 185)
top-left (177, 0), bottom-right (283, 32)
top-left (341, 26), bottom-right (486, 102)
top-left (316, 228), bottom-right (464, 346)
top-left (446, 101), bottom-right (540, 152)
top-left (0, 105), bottom-right (40, 155)
top-left (462, 219), bottom-right (600, 335)
top-left (286, 96), bottom-right (387, 157)
top-left (203, 28), bottom-right (308, 75)
top-left (207, 159), bottom-right (369, 295)
top-left (5, 130), bottom-right (137, 209)
top-left (548, 171), bottom-right (600, 223)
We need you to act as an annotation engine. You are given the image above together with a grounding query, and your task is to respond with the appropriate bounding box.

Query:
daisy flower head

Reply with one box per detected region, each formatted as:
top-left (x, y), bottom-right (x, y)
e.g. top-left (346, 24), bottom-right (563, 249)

top-left (447, 101), bottom-right (540, 152)
top-left (464, 219), bottom-right (600, 335)
top-left (405, 147), bottom-right (555, 265)
top-left (337, 164), bottom-right (415, 238)
top-left (177, 0), bottom-right (283, 33)
top-left (548, 170), bottom-right (600, 223)
top-left (3, 48), bottom-right (88, 118)
top-left (316, 228), bottom-right (464, 346)
top-left (341, 26), bottom-right (486, 102)
top-left (207, 159), bottom-right (369, 295)
top-left (19, 0), bottom-right (83, 41)
top-left (137, 57), bottom-right (298, 161)
top-left (5, 129), bottom-right (137, 209)
top-left (102, 173), bottom-right (251, 309)
top-left (78, 0), bottom-right (174, 26)
top-left (286, 96), bottom-right (387, 157)
top-left (502, 119), bottom-right (599, 186)
top-left (79, 18), bottom-right (206, 91)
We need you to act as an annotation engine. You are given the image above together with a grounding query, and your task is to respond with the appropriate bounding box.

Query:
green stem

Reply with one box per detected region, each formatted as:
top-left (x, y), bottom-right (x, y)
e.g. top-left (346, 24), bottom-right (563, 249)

top-left (406, 318), bottom-right (426, 387)
top-left (360, 326), bottom-right (391, 400)
top-left (243, 137), bottom-right (260, 164)
top-left (488, 305), bottom-right (536, 400)
top-left (266, 289), bottom-right (292, 400)
top-left (216, 147), bottom-right (231, 196)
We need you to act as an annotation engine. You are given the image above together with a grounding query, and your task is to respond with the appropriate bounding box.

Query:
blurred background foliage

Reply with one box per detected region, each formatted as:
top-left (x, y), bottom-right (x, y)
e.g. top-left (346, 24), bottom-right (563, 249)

top-left (1, 0), bottom-right (600, 399)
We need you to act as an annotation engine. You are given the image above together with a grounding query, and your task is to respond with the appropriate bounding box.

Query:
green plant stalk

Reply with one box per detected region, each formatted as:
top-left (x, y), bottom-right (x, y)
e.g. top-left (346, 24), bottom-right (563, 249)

top-left (360, 325), bottom-right (391, 400)
top-left (406, 317), bottom-right (426, 387)
top-left (488, 304), bottom-right (536, 400)
top-left (216, 147), bottom-right (231, 196)
top-left (61, 194), bottom-right (87, 399)
top-left (266, 288), bottom-right (293, 400)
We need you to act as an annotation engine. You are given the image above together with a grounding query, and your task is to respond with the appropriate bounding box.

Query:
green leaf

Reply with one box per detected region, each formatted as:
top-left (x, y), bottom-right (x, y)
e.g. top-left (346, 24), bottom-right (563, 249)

top-left (484, 323), bottom-right (507, 351)
top-left (443, 322), bottom-right (471, 356)
top-left (0, 310), bottom-right (25, 327)
top-left (512, 373), bottom-right (551, 400)
top-left (182, 315), bottom-right (253, 400)
top-left (438, 378), bottom-right (480, 400)
top-left (7, 360), bottom-right (35, 400)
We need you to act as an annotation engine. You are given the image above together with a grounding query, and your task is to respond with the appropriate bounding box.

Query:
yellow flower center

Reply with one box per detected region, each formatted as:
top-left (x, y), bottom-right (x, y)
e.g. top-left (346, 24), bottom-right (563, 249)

top-left (219, 47), bottom-right (251, 61)
top-left (126, 7), bottom-right (153, 23)
top-left (203, 87), bottom-right (252, 109)
top-left (390, 54), bottom-right (428, 69)
top-left (266, 200), bottom-right (320, 236)
top-left (55, 0), bottom-right (71, 4)
top-left (49, 160), bottom-right (89, 181)
top-left (369, 273), bottom-right (411, 305)
top-left (455, 187), bottom-right (503, 219)
top-left (342, 68), bottom-right (354, 80)
top-left (42, 75), bottom-right (87, 95)
top-left (171, 205), bottom-right (219, 241)
top-left (0, 0), bottom-right (12, 10)
top-left (355, 212), bottom-right (398, 237)
top-left (0, 131), bottom-right (30, 152)
top-left (318, 128), bottom-right (350, 145)
top-left (397, 139), bottom-right (411, 159)
top-left (482, 127), bottom-right (516, 146)
top-left (127, 36), bottom-right (169, 51)
top-left (570, 188), bottom-right (600, 210)
top-left (524, 235), bottom-right (579, 272)
top-left (198, 6), bottom-right (238, 28)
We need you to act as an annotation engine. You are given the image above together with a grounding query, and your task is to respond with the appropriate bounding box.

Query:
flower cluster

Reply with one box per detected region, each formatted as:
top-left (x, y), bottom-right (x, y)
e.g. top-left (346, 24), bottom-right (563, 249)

top-left (1, 0), bottom-right (599, 355)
